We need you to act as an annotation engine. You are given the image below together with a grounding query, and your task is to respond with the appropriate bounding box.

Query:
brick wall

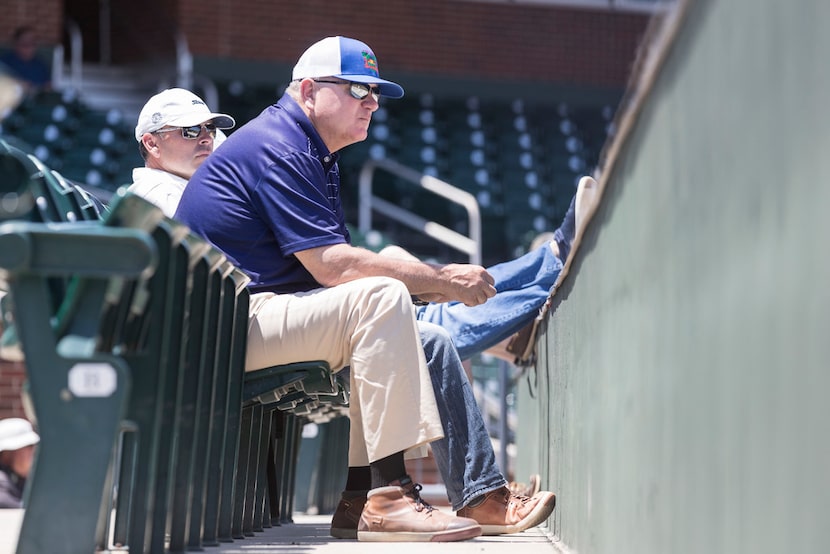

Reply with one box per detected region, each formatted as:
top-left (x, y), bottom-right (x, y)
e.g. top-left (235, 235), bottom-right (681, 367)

top-left (0, 0), bottom-right (63, 48)
top-left (0, 358), bottom-right (26, 419)
top-left (1, 1), bottom-right (648, 88)
top-left (0, 303), bottom-right (25, 416)
top-left (177, 0), bottom-right (648, 88)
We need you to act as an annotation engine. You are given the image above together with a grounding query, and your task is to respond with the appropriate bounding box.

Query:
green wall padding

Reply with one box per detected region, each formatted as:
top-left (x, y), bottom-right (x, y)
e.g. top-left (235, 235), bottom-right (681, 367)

top-left (517, 1), bottom-right (830, 552)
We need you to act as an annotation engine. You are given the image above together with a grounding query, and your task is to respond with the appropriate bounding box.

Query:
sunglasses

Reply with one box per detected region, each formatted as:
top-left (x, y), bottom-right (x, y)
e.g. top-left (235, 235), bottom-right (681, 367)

top-left (313, 80), bottom-right (380, 102)
top-left (155, 123), bottom-right (217, 139)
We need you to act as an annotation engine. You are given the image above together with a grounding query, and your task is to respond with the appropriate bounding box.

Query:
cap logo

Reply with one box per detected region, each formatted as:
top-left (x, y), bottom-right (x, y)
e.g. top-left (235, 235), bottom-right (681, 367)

top-left (192, 99), bottom-right (205, 106)
top-left (151, 112), bottom-right (163, 124)
top-left (361, 50), bottom-right (379, 76)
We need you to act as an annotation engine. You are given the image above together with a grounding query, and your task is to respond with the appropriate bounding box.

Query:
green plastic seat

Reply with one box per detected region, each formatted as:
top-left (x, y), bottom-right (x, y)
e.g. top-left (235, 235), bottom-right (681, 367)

top-left (0, 214), bottom-right (158, 554)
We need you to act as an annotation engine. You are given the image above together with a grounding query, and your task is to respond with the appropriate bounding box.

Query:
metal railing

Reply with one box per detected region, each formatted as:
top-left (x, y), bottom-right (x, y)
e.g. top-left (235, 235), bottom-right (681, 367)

top-left (358, 158), bottom-right (482, 265)
top-left (176, 31), bottom-right (219, 114)
top-left (52, 19), bottom-right (83, 91)
top-left (51, 24), bottom-right (219, 114)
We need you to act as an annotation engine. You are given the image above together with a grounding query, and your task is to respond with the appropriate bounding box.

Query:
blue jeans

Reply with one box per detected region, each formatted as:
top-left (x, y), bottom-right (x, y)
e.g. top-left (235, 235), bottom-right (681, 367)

top-left (417, 321), bottom-right (506, 510)
top-left (416, 243), bottom-right (563, 360)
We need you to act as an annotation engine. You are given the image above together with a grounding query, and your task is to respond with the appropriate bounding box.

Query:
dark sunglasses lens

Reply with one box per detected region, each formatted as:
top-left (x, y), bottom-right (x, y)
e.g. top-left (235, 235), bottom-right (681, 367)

top-left (181, 126), bottom-right (201, 139)
top-left (349, 83), bottom-right (369, 99)
top-left (349, 83), bottom-right (379, 101)
top-left (182, 124), bottom-right (217, 139)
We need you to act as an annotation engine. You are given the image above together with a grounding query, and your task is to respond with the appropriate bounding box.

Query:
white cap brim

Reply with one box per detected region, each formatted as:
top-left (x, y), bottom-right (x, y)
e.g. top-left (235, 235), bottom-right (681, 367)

top-left (162, 113), bottom-right (236, 131)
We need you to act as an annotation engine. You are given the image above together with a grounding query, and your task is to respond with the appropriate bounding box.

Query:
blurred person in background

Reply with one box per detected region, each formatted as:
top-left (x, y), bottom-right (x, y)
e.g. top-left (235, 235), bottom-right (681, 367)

top-left (0, 417), bottom-right (39, 508)
top-left (0, 26), bottom-right (51, 95)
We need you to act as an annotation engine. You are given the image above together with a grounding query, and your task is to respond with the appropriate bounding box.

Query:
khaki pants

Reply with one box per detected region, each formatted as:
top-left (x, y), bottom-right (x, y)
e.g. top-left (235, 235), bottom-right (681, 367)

top-left (246, 276), bottom-right (443, 466)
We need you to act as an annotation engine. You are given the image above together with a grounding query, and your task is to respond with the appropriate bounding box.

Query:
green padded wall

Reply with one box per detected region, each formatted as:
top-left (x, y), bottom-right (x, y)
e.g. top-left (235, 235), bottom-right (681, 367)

top-left (516, 1), bottom-right (830, 553)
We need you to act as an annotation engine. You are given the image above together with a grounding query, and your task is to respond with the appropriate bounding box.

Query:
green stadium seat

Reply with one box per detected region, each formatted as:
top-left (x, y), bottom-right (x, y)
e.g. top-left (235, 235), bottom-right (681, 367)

top-left (1, 200), bottom-right (159, 554)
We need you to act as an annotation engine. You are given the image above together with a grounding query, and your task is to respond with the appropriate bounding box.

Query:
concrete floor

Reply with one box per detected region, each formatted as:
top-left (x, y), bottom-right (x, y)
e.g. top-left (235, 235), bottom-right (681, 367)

top-left (208, 513), bottom-right (559, 554)
top-left (1, 510), bottom-right (560, 554)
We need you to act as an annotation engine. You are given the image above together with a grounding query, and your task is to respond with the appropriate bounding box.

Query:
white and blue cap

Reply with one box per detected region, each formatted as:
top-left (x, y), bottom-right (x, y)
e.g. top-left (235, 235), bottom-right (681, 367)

top-left (292, 36), bottom-right (404, 99)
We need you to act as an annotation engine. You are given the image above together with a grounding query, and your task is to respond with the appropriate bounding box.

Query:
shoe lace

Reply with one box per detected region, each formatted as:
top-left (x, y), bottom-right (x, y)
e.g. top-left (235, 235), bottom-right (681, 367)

top-left (405, 483), bottom-right (435, 513)
top-left (506, 489), bottom-right (533, 505)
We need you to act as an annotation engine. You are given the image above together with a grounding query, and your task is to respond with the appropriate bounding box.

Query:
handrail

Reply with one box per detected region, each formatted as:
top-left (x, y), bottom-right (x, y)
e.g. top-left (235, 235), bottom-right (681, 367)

top-left (175, 31), bottom-right (193, 91)
top-left (98, 0), bottom-right (111, 64)
top-left (193, 75), bottom-right (219, 115)
top-left (55, 19), bottom-right (83, 91)
top-left (358, 158), bottom-right (482, 265)
top-left (175, 31), bottom-right (219, 111)
top-left (51, 45), bottom-right (63, 89)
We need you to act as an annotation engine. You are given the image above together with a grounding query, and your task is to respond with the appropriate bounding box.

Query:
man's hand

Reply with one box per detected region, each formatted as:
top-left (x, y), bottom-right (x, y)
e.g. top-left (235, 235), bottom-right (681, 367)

top-left (438, 264), bottom-right (496, 307)
top-left (296, 243), bottom-right (496, 307)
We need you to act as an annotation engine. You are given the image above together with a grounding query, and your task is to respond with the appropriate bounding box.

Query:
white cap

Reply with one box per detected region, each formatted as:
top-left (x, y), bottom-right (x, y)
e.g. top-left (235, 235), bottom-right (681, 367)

top-left (0, 418), bottom-right (39, 452)
top-left (134, 88), bottom-right (235, 141)
top-left (292, 36), bottom-right (404, 99)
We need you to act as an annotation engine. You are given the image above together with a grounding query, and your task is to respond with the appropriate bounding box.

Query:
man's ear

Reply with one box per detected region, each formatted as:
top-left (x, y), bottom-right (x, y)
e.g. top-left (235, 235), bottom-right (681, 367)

top-left (299, 78), bottom-right (316, 108)
top-left (141, 133), bottom-right (162, 159)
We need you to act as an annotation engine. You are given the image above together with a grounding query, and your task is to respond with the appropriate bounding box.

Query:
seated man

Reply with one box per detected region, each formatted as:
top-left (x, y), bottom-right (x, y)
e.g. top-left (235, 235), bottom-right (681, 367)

top-left (129, 87), bottom-right (484, 543)
top-left (128, 88), bottom-right (236, 217)
top-left (175, 36), bottom-right (556, 540)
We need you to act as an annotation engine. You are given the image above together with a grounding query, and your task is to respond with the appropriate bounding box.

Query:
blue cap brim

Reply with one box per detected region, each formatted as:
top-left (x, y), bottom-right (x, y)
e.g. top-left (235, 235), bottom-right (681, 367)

top-left (337, 73), bottom-right (404, 99)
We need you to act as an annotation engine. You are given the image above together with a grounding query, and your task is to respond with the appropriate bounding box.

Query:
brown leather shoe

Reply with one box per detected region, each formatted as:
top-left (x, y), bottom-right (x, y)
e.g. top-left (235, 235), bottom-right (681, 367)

top-left (330, 491), bottom-right (368, 539)
top-left (457, 486), bottom-right (556, 535)
top-left (358, 479), bottom-right (481, 542)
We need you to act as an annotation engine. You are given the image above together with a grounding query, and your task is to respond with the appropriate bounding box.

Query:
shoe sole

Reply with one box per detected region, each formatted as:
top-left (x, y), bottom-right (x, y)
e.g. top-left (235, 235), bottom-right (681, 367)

top-left (330, 527), bottom-right (358, 539)
top-left (358, 524), bottom-right (482, 542)
top-left (575, 175), bottom-right (598, 238)
top-left (479, 492), bottom-right (556, 536)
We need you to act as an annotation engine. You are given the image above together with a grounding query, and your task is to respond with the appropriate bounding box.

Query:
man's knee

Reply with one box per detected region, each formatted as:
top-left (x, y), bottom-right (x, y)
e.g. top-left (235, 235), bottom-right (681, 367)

top-left (343, 276), bottom-right (413, 321)
top-left (417, 321), bottom-right (455, 354)
top-left (356, 275), bottom-right (410, 302)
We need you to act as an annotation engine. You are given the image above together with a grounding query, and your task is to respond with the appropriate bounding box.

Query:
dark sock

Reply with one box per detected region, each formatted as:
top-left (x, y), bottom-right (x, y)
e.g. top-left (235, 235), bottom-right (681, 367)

top-left (553, 192), bottom-right (577, 262)
top-left (344, 466), bottom-right (371, 492)
top-left (369, 451), bottom-right (407, 489)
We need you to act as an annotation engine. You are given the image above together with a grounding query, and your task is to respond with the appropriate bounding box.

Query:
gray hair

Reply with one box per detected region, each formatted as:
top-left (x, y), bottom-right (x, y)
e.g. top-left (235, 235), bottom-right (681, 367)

top-left (286, 80), bottom-right (302, 101)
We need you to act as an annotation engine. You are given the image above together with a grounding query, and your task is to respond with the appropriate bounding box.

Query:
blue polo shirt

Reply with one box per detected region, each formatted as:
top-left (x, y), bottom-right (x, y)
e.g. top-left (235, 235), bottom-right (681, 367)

top-left (175, 93), bottom-right (350, 294)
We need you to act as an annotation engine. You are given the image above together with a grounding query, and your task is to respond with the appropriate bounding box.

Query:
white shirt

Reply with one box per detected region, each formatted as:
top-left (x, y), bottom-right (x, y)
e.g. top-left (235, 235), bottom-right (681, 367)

top-left (126, 167), bottom-right (188, 218)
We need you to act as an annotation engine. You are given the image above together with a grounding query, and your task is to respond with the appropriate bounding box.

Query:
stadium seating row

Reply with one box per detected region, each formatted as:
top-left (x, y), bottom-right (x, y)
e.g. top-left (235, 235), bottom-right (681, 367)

top-left (2, 83), bottom-right (613, 263)
top-left (1, 90), bottom-right (139, 190)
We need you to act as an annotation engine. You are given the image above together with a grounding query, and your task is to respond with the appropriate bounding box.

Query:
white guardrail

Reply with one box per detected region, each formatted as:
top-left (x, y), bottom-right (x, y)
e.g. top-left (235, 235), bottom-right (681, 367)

top-left (358, 157), bottom-right (482, 265)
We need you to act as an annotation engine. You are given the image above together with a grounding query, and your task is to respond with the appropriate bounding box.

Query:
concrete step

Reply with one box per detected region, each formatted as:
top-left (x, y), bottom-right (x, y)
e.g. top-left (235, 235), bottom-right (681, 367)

top-left (61, 63), bottom-right (166, 121)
